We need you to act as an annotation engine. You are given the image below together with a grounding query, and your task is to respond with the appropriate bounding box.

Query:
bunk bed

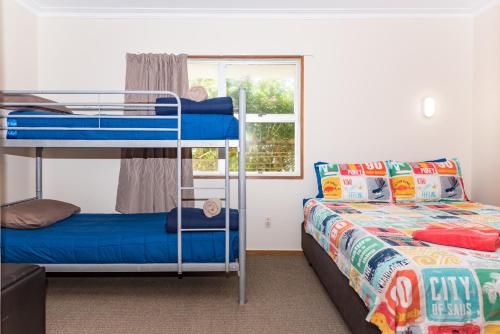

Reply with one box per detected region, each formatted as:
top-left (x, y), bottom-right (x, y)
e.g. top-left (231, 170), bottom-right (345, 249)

top-left (0, 90), bottom-right (247, 304)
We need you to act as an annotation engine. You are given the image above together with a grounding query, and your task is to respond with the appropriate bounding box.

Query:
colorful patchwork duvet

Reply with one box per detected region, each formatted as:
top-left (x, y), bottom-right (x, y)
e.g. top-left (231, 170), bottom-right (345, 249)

top-left (304, 199), bottom-right (500, 334)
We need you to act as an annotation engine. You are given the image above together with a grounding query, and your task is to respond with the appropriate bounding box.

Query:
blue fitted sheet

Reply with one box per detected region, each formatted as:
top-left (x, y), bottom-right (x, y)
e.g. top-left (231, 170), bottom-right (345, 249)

top-left (1, 213), bottom-right (239, 264)
top-left (5, 111), bottom-right (238, 140)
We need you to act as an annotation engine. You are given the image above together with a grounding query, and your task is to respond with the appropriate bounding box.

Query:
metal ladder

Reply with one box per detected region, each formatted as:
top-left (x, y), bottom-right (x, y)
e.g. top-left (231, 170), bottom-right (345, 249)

top-left (176, 139), bottom-right (232, 274)
top-left (176, 89), bottom-right (247, 288)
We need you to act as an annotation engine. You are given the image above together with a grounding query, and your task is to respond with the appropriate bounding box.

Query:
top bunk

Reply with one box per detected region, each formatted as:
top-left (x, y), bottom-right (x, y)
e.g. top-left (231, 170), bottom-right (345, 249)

top-left (0, 90), bottom-right (245, 148)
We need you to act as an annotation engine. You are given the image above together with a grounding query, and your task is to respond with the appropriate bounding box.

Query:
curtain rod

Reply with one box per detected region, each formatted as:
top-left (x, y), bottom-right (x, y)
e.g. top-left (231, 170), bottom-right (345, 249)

top-left (187, 54), bottom-right (314, 58)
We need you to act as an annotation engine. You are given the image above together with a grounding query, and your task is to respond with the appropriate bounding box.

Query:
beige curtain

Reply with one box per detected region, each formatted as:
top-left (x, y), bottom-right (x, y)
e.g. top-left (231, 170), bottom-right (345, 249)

top-left (115, 53), bottom-right (194, 213)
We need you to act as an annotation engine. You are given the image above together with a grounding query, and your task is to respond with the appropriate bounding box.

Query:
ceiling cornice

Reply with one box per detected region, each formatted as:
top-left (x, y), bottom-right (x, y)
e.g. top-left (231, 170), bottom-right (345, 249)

top-left (16, 0), bottom-right (42, 15)
top-left (473, 0), bottom-right (500, 14)
top-left (15, 0), bottom-right (500, 19)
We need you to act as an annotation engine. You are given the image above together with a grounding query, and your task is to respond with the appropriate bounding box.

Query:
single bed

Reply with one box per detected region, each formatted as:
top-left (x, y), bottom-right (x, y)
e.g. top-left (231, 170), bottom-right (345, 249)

top-left (1, 212), bottom-right (239, 264)
top-left (302, 199), bottom-right (500, 334)
top-left (2, 111), bottom-right (238, 140)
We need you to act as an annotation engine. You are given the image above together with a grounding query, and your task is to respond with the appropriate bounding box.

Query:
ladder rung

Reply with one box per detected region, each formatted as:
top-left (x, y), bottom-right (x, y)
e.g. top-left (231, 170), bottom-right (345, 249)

top-left (180, 187), bottom-right (226, 190)
top-left (181, 228), bottom-right (227, 232)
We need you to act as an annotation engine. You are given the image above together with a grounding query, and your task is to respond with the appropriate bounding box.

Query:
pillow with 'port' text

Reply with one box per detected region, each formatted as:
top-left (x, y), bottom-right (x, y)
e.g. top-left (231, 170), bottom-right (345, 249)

top-left (314, 161), bottom-right (393, 202)
top-left (387, 158), bottom-right (468, 202)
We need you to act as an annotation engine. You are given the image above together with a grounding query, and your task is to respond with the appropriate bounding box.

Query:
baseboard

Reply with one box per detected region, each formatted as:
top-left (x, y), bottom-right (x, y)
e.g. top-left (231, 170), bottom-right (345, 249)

top-left (246, 250), bottom-right (304, 256)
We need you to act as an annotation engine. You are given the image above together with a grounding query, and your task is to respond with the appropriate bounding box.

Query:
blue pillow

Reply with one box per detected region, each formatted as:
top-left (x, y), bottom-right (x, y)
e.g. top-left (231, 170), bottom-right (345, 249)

top-left (155, 97), bottom-right (234, 115)
top-left (426, 158), bottom-right (447, 163)
top-left (166, 207), bottom-right (238, 233)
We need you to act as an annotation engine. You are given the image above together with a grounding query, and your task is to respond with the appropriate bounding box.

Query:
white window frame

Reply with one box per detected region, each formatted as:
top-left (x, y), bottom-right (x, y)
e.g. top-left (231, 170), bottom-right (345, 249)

top-left (188, 57), bottom-right (302, 178)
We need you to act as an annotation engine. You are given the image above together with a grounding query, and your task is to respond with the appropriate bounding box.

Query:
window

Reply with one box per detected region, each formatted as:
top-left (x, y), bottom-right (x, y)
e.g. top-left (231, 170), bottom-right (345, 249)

top-left (188, 57), bottom-right (303, 178)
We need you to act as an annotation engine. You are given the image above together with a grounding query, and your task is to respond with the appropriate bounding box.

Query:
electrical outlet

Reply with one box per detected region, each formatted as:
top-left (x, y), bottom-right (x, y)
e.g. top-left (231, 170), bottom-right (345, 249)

top-left (265, 217), bottom-right (272, 228)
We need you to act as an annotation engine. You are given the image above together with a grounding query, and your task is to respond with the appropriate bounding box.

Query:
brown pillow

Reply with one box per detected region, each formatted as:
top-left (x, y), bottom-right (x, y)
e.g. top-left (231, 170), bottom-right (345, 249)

top-left (1, 199), bottom-right (80, 229)
top-left (0, 94), bottom-right (73, 114)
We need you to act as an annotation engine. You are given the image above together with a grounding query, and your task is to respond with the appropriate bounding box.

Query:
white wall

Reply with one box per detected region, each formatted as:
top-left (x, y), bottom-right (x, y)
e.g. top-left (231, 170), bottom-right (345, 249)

top-left (471, 4), bottom-right (500, 205)
top-left (0, 0), bottom-right (38, 88)
top-left (1, 1), bottom-right (480, 249)
top-left (33, 17), bottom-right (474, 250)
top-left (0, 0), bottom-right (38, 203)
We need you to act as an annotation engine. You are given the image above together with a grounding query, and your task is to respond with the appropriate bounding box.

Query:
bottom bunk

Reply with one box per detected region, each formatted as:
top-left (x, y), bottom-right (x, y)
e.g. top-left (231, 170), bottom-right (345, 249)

top-left (1, 212), bottom-right (239, 268)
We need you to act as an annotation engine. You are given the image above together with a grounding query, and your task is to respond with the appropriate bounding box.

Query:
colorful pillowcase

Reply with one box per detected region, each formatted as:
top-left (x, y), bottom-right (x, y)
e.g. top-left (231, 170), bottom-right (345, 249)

top-left (387, 158), bottom-right (468, 202)
top-left (314, 161), bottom-right (393, 202)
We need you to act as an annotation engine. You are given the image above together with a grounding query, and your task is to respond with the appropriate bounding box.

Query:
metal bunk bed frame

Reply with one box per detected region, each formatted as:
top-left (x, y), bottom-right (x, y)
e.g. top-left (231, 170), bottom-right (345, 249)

top-left (0, 89), bottom-right (247, 304)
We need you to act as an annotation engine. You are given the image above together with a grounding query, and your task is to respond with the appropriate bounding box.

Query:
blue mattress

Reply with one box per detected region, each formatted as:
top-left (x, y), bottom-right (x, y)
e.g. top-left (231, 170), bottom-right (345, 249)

top-left (5, 111), bottom-right (238, 140)
top-left (1, 212), bottom-right (239, 264)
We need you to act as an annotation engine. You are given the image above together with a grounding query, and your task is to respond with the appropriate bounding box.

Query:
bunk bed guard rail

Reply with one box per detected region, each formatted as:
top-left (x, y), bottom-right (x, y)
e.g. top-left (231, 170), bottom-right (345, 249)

top-left (0, 89), bottom-right (247, 304)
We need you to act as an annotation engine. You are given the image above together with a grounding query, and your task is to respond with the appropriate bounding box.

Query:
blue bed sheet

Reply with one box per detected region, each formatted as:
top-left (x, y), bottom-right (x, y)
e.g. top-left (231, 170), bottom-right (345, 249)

top-left (1, 213), bottom-right (239, 264)
top-left (5, 111), bottom-right (238, 140)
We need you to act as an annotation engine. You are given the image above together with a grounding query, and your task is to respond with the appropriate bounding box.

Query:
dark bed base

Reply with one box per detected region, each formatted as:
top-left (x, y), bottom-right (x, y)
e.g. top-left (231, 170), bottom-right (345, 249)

top-left (301, 223), bottom-right (381, 334)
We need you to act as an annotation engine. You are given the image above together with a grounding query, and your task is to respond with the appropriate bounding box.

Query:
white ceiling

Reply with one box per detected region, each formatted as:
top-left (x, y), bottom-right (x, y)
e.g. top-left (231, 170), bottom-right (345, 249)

top-left (17, 0), bottom-right (500, 18)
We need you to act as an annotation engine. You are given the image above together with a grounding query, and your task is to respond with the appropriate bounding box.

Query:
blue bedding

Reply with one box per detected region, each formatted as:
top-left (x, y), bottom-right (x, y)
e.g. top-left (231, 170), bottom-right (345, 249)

top-left (1, 213), bottom-right (239, 264)
top-left (5, 111), bottom-right (238, 140)
top-left (166, 208), bottom-right (239, 233)
top-left (155, 97), bottom-right (234, 115)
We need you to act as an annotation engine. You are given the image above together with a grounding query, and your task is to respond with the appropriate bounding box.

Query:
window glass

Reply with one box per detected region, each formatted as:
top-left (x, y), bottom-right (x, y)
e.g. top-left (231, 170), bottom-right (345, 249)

top-left (187, 59), bottom-right (301, 177)
top-left (188, 62), bottom-right (219, 98)
top-left (193, 148), bottom-right (218, 172)
top-left (226, 64), bottom-right (295, 114)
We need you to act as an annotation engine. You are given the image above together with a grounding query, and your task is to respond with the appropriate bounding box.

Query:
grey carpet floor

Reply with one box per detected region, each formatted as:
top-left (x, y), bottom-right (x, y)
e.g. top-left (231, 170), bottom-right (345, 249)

top-left (46, 256), bottom-right (351, 334)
